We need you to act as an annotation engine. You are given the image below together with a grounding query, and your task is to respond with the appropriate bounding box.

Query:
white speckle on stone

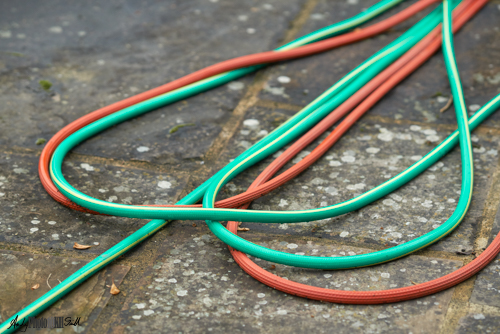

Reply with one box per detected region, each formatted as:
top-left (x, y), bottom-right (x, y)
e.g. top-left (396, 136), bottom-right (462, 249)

top-left (366, 147), bottom-right (380, 154)
top-left (136, 303), bottom-right (146, 309)
top-left (78, 31), bottom-right (86, 37)
top-left (48, 221), bottom-right (56, 225)
top-left (257, 293), bottom-right (266, 298)
top-left (107, 196), bottom-right (117, 203)
top-left (473, 313), bottom-right (485, 320)
top-left (422, 200), bottom-right (433, 208)
top-left (31, 220), bottom-right (40, 225)
top-left (377, 132), bottom-right (394, 142)
top-left (279, 224), bottom-right (289, 230)
top-left (473, 146), bottom-right (486, 154)
top-left (329, 160), bottom-right (342, 167)
top-left (381, 273), bottom-right (390, 278)
top-left (48, 26), bottom-right (63, 34)
top-left (383, 199), bottom-right (396, 206)
top-left (168, 278), bottom-right (177, 283)
top-left (325, 186), bottom-right (338, 195)
top-left (247, 28), bottom-right (256, 34)
top-left (137, 146), bottom-right (150, 152)
top-left (400, 268), bottom-right (406, 272)
top-left (278, 199), bottom-right (289, 207)
top-left (436, 96), bottom-right (449, 103)
top-left (143, 310), bottom-right (154, 316)
top-left (410, 125), bottom-right (421, 131)
top-left (422, 129), bottom-right (437, 136)
top-left (263, 4), bottom-right (273, 10)
top-left (238, 15), bottom-right (248, 21)
top-left (98, 189), bottom-right (107, 193)
top-left (52, 234), bottom-right (59, 240)
top-left (132, 315), bottom-right (141, 320)
top-left (80, 163), bottom-right (94, 171)
top-left (431, 260), bottom-right (438, 264)
top-left (357, 135), bottom-right (372, 141)
top-left (158, 181), bottom-right (171, 189)
top-left (311, 13), bottom-right (325, 20)
top-left (468, 104), bottom-right (481, 112)
top-left (340, 231), bottom-right (349, 238)
top-left (17, 33), bottom-right (26, 39)
top-left (287, 243), bottom-right (298, 249)
top-left (447, 198), bottom-right (456, 203)
top-left (378, 313), bottom-right (389, 319)
top-left (347, 0), bottom-right (359, 4)
top-left (228, 81), bottom-right (245, 90)
top-left (177, 290), bottom-right (188, 296)
top-left (277, 76), bottom-right (291, 84)
top-left (426, 135), bottom-right (440, 142)
top-left (243, 119), bottom-right (259, 129)
top-left (487, 149), bottom-right (498, 156)
top-left (277, 310), bottom-right (287, 315)
top-left (341, 156), bottom-right (355, 163)
top-left (13, 168), bottom-right (28, 174)
top-left (30, 227), bottom-right (38, 233)
top-left (0, 30), bottom-right (12, 38)
top-left (410, 155), bottom-right (422, 161)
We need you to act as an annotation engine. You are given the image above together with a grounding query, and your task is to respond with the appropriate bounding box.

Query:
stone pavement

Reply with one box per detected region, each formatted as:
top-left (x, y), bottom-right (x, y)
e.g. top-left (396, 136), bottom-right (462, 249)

top-left (0, 0), bottom-right (500, 333)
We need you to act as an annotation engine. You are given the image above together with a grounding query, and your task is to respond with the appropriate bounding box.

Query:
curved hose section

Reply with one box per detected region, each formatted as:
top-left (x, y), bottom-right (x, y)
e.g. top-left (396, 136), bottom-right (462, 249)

top-left (1, 2), bottom-right (415, 332)
top-left (227, 0), bottom-right (497, 304)
top-left (39, 0), bottom-right (428, 214)
top-left (1, 0), bottom-right (497, 333)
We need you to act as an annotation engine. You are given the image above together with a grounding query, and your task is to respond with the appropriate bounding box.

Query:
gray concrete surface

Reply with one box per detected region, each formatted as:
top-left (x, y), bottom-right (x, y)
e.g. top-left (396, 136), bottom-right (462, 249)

top-left (0, 0), bottom-right (500, 333)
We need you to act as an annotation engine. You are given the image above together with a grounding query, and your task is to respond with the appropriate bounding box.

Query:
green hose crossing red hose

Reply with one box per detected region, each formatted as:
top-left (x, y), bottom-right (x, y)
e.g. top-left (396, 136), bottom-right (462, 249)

top-left (1, 0), bottom-right (498, 332)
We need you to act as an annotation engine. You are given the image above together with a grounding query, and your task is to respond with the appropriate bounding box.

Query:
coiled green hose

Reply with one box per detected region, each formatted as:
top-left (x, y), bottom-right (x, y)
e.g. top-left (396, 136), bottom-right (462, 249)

top-left (0, 1), bottom-right (412, 332)
top-left (48, 2), bottom-right (465, 271)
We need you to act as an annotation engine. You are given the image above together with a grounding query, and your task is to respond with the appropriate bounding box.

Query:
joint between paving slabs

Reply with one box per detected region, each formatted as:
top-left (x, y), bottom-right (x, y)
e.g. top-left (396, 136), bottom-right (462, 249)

top-left (474, 151), bottom-right (500, 252)
top-left (194, 0), bottom-right (320, 170)
top-left (87, 2), bottom-right (323, 333)
top-left (439, 141), bottom-right (500, 333)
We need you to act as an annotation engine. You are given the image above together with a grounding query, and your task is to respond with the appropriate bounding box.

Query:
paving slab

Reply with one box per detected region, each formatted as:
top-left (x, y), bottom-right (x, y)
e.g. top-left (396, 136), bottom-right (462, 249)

top-left (455, 304), bottom-right (500, 334)
top-left (111, 226), bottom-right (459, 334)
top-left (214, 105), bottom-right (500, 253)
top-left (0, 249), bottom-right (129, 334)
top-left (257, 1), bottom-right (500, 128)
top-left (0, 151), bottom-right (188, 253)
top-left (0, 0), bottom-right (305, 170)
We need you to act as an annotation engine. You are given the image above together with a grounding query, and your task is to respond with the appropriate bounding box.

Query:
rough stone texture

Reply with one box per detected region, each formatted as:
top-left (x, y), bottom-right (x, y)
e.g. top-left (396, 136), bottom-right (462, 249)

top-left (215, 106), bottom-right (500, 253)
top-left (455, 304), bottom-right (500, 334)
top-left (258, 1), bottom-right (500, 127)
top-left (0, 0), bottom-right (500, 333)
top-left (112, 227), bottom-right (458, 334)
top-left (0, 0), bottom-right (305, 170)
top-left (0, 152), bottom-right (188, 253)
top-left (0, 250), bottom-right (129, 333)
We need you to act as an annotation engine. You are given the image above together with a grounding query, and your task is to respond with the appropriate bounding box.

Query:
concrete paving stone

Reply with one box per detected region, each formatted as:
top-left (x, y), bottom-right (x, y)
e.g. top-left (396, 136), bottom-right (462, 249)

top-left (0, 249), bottom-right (129, 333)
top-left (257, 1), bottom-right (500, 128)
top-left (455, 304), bottom-right (500, 334)
top-left (0, 0), bottom-right (305, 170)
top-left (469, 206), bottom-right (500, 308)
top-left (110, 227), bottom-right (459, 334)
top-left (257, 0), bottom-right (432, 105)
top-left (0, 152), bottom-right (188, 253)
top-left (213, 105), bottom-right (500, 253)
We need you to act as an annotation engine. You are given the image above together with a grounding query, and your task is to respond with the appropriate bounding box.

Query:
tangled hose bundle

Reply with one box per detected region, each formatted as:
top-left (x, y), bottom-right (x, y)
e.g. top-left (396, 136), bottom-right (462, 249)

top-left (2, 0), bottom-right (499, 332)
